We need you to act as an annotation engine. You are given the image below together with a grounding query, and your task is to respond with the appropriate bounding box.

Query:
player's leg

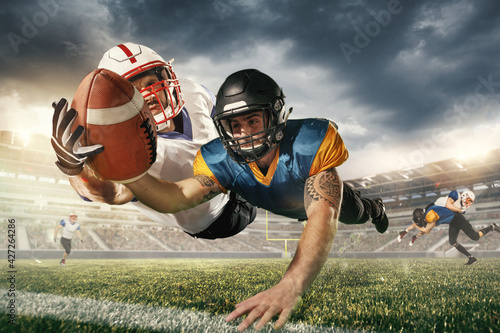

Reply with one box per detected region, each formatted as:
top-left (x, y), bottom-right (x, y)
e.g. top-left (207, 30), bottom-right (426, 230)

top-left (338, 182), bottom-right (388, 233)
top-left (60, 237), bottom-right (72, 266)
top-left (397, 223), bottom-right (417, 242)
top-left (370, 197), bottom-right (389, 233)
top-left (186, 191), bottom-right (257, 239)
top-left (455, 213), bottom-right (495, 241)
top-left (448, 216), bottom-right (476, 265)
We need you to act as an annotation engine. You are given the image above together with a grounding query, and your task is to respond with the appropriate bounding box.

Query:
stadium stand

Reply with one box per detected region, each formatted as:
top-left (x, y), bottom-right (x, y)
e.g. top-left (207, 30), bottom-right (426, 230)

top-left (1, 130), bottom-right (499, 259)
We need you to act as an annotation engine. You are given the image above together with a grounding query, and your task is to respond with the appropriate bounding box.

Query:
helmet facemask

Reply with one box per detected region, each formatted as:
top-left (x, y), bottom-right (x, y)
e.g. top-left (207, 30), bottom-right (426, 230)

top-left (130, 64), bottom-right (185, 132)
top-left (98, 43), bottom-right (186, 132)
top-left (461, 191), bottom-right (475, 208)
top-left (214, 99), bottom-right (290, 163)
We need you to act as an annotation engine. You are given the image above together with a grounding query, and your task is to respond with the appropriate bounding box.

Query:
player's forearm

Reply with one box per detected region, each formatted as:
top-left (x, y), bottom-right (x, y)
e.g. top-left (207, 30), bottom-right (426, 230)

top-left (445, 198), bottom-right (462, 213)
top-left (69, 165), bottom-right (133, 205)
top-left (125, 174), bottom-right (219, 213)
top-left (282, 207), bottom-right (337, 293)
top-left (54, 226), bottom-right (60, 237)
top-left (446, 204), bottom-right (462, 213)
top-left (284, 167), bottom-right (342, 292)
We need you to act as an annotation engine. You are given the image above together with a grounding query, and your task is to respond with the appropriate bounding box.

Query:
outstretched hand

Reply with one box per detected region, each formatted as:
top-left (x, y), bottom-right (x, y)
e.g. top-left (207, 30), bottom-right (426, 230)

top-left (226, 279), bottom-right (302, 331)
top-left (51, 98), bottom-right (104, 176)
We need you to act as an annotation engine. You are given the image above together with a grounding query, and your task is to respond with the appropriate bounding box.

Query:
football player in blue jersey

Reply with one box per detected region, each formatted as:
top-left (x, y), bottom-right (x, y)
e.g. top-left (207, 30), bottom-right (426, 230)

top-left (53, 211), bottom-right (83, 267)
top-left (124, 69), bottom-right (389, 331)
top-left (397, 190), bottom-right (500, 265)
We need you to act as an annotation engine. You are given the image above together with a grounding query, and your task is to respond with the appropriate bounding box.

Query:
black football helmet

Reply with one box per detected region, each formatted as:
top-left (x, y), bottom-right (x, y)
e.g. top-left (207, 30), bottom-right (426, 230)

top-left (213, 69), bottom-right (292, 163)
top-left (412, 208), bottom-right (426, 227)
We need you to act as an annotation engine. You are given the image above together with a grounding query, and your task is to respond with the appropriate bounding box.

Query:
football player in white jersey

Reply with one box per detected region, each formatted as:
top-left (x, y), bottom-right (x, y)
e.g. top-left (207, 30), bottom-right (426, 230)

top-left (51, 43), bottom-right (256, 238)
top-left (53, 211), bottom-right (82, 266)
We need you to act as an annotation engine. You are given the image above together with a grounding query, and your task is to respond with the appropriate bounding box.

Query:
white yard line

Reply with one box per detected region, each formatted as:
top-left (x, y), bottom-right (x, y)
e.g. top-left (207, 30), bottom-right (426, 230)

top-left (1, 289), bottom-right (356, 332)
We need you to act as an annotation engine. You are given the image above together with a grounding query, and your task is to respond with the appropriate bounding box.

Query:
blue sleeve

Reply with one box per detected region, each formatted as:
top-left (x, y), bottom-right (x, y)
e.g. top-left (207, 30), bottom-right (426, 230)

top-left (78, 194), bottom-right (93, 202)
top-left (60, 220), bottom-right (66, 227)
top-left (448, 191), bottom-right (459, 202)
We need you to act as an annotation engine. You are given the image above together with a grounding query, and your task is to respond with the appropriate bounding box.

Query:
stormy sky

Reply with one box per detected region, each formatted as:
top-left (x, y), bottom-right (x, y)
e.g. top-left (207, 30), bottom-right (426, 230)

top-left (1, 0), bottom-right (499, 179)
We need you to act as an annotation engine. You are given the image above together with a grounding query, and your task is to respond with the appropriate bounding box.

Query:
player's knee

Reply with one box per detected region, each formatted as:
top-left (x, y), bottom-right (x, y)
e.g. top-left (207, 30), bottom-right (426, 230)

top-left (471, 233), bottom-right (480, 241)
top-left (450, 241), bottom-right (458, 247)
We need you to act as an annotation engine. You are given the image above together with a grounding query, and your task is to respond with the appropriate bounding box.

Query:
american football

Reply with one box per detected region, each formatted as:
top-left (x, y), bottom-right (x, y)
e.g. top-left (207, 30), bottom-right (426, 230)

top-left (70, 68), bottom-right (157, 183)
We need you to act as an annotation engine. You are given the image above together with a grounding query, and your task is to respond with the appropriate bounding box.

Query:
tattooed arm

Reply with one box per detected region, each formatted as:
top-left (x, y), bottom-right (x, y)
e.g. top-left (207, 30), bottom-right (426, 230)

top-left (124, 173), bottom-right (222, 214)
top-left (226, 168), bottom-right (343, 331)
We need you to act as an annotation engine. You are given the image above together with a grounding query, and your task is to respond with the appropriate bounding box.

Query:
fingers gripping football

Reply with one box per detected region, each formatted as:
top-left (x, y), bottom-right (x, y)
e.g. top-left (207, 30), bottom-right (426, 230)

top-left (51, 98), bottom-right (104, 176)
top-left (68, 68), bottom-right (157, 183)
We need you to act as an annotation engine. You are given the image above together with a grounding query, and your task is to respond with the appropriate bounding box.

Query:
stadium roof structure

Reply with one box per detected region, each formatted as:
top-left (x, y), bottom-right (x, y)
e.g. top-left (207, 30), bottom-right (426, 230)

top-left (344, 148), bottom-right (500, 201)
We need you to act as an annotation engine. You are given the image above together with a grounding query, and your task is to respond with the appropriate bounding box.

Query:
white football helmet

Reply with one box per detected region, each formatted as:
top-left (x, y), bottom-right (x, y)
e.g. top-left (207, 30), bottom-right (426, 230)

top-left (98, 42), bottom-right (185, 131)
top-left (461, 190), bottom-right (475, 208)
top-left (68, 211), bottom-right (78, 222)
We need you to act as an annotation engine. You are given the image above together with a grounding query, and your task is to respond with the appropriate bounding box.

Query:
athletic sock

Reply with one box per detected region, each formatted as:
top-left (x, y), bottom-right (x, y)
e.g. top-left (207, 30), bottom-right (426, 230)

top-left (454, 243), bottom-right (472, 257)
top-left (479, 225), bottom-right (493, 236)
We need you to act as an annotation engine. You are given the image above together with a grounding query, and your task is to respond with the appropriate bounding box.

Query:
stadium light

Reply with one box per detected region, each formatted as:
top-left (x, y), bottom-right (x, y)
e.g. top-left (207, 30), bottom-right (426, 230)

top-left (14, 131), bottom-right (31, 147)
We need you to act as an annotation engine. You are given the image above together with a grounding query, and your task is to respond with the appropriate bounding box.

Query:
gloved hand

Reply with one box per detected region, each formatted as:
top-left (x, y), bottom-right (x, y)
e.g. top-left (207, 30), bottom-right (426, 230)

top-left (54, 237), bottom-right (58, 243)
top-left (51, 98), bottom-right (104, 176)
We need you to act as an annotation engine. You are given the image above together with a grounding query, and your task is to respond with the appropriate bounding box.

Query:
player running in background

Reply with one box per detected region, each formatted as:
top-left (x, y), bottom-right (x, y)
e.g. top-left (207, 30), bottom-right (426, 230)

top-left (53, 211), bottom-right (82, 266)
top-left (398, 189), bottom-right (474, 245)
top-left (120, 69), bottom-right (389, 330)
top-left (51, 42), bottom-right (256, 239)
top-left (397, 190), bottom-right (500, 264)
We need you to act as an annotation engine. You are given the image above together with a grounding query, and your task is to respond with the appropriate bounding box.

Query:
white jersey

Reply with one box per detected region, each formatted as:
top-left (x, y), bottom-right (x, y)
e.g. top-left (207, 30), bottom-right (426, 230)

top-left (131, 78), bottom-right (229, 234)
top-left (434, 190), bottom-right (464, 211)
top-left (60, 220), bottom-right (80, 239)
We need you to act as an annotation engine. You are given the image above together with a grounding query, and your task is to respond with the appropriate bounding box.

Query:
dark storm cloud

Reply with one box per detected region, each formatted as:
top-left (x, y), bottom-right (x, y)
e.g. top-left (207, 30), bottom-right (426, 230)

top-left (1, 0), bottom-right (499, 173)
top-left (0, 0), bottom-right (104, 105)
top-left (97, 0), bottom-right (500, 134)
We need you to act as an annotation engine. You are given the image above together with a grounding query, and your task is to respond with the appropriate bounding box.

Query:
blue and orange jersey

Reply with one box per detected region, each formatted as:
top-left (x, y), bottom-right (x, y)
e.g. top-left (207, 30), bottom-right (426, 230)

top-left (424, 205), bottom-right (455, 226)
top-left (426, 190), bottom-right (463, 225)
top-left (193, 118), bottom-right (348, 220)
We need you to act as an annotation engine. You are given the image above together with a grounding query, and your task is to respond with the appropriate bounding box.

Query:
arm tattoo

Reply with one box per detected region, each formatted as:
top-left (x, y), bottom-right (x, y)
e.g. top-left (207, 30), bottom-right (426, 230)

top-left (194, 175), bottom-right (220, 203)
top-left (304, 168), bottom-right (342, 215)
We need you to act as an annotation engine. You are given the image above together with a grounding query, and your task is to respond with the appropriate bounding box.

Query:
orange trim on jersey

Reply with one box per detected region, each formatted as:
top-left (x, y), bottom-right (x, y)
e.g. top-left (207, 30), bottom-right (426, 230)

top-left (248, 147), bottom-right (280, 186)
top-left (309, 123), bottom-right (349, 176)
top-left (193, 150), bottom-right (227, 193)
top-left (425, 210), bottom-right (439, 223)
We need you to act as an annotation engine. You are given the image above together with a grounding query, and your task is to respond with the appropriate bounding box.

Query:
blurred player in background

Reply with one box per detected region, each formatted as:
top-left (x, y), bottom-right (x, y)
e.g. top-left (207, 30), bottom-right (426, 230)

top-left (53, 211), bottom-right (82, 266)
top-left (397, 190), bottom-right (500, 264)
top-left (119, 69), bottom-right (389, 331)
top-left (51, 42), bottom-right (256, 239)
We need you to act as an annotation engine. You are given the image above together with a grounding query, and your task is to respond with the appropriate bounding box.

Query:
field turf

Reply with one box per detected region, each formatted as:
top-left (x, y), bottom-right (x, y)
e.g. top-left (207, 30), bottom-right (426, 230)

top-left (1, 257), bottom-right (499, 332)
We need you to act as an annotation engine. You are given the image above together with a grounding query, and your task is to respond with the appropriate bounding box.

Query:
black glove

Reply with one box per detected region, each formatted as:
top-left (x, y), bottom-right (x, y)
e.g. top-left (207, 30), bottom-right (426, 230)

top-left (51, 98), bottom-right (104, 175)
top-left (54, 237), bottom-right (58, 243)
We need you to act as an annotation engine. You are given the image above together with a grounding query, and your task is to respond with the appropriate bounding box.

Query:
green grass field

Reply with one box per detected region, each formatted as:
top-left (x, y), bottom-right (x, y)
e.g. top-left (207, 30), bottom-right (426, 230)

top-left (1, 257), bottom-right (499, 332)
